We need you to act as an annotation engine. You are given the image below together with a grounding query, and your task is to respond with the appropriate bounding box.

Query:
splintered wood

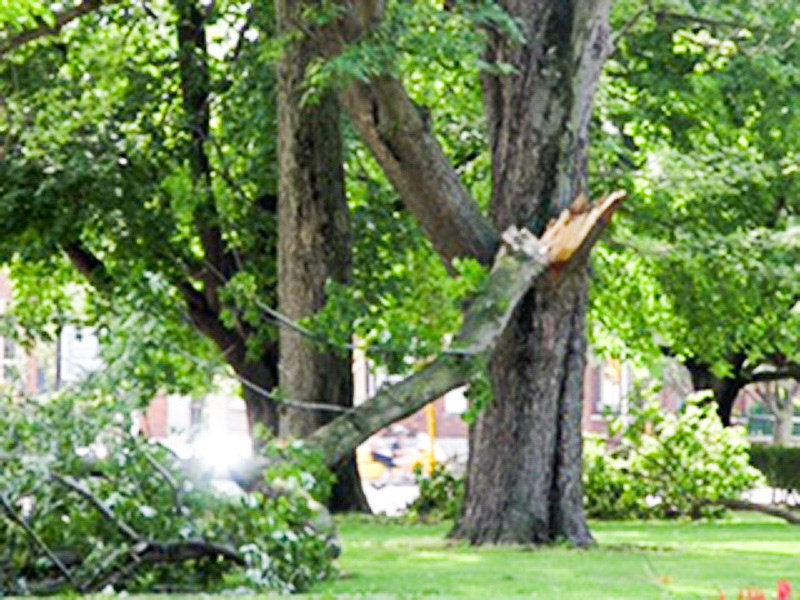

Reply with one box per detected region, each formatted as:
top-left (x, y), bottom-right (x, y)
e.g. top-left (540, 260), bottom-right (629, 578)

top-left (541, 190), bottom-right (627, 265)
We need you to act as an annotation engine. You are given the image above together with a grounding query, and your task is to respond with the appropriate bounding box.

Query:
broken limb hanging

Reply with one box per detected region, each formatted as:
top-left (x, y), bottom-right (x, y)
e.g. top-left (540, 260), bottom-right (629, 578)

top-left (239, 191), bottom-right (625, 483)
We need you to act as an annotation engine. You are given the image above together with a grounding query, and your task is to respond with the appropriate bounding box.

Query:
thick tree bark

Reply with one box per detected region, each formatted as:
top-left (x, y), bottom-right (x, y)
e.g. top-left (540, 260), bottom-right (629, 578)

top-left (455, 273), bottom-right (592, 545)
top-left (276, 0), bottom-right (368, 511)
top-left (454, 0), bottom-right (613, 546)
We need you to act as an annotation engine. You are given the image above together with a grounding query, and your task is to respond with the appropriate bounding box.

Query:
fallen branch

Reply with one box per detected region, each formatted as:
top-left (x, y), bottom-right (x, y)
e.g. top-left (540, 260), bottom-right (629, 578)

top-left (709, 499), bottom-right (800, 525)
top-left (0, 493), bottom-right (76, 586)
top-left (27, 538), bottom-right (245, 594)
top-left (88, 539), bottom-right (244, 592)
top-left (50, 473), bottom-right (141, 543)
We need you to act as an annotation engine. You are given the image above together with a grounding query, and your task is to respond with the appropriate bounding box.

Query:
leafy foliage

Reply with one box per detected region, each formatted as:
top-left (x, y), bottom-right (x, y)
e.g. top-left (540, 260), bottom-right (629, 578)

top-left (0, 0), bottom-right (280, 402)
top-left (584, 393), bottom-right (763, 519)
top-left (406, 463), bottom-right (465, 523)
top-left (590, 0), bottom-right (800, 380)
top-left (0, 390), bottom-right (337, 595)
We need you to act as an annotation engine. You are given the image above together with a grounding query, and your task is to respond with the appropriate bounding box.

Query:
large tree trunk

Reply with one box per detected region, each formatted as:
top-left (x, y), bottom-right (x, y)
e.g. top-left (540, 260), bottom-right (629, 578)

top-left (296, 0), bottom-right (616, 538)
top-left (276, 0), bottom-right (368, 512)
top-left (454, 0), bottom-right (612, 546)
top-left (456, 273), bottom-right (591, 544)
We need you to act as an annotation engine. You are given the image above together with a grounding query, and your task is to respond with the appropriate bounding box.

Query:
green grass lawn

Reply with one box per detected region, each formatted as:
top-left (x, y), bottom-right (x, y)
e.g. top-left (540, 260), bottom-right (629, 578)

top-left (27, 512), bottom-right (800, 599)
top-left (311, 513), bottom-right (800, 599)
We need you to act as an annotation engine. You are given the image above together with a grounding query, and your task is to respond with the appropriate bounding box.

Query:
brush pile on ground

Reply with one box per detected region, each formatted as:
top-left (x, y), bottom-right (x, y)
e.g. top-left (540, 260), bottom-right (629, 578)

top-left (0, 391), bottom-right (337, 595)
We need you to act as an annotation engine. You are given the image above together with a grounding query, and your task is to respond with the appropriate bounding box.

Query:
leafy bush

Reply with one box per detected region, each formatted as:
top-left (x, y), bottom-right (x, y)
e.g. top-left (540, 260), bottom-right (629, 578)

top-left (0, 391), bottom-right (337, 595)
top-left (749, 446), bottom-right (800, 493)
top-left (584, 393), bottom-right (763, 519)
top-left (583, 436), bottom-right (649, 519)
top-left (407, 463), bottom-right (465, 522)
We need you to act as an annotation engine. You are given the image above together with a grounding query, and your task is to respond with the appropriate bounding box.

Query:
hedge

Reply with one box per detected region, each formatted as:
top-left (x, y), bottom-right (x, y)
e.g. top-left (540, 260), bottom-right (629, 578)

top-left (749, 446), bottom-right (800, 493)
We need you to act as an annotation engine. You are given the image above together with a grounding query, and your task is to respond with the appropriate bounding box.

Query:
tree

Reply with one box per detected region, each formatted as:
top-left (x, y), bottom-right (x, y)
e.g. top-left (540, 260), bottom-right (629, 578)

top-left (280, 0), bottom-right (616, 545)
top-left (741, 381), bottom-right (799, 447)
top-left (0, 0), bottom-right (367, 509)
top-left (276, 0), bottom-right (367, 510)
top-left (589, 0), bottom-right (800, 424)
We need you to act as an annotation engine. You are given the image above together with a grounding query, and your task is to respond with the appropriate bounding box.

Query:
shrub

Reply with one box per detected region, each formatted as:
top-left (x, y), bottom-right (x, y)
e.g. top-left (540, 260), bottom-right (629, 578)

top-left (584, 393), bottom-right (763, 519)
top-left (749, 446), bottom-right (800, 493)
top-left (583, 436), bottom-right (649, 519)
top-left (0, 391), bottom-right (337, 595)
top-left (407, 463), bottom-right (465, 522)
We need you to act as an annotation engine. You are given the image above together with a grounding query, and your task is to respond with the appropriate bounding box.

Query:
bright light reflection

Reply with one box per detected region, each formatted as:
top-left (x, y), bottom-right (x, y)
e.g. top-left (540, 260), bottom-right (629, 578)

top-left (192, 434), bottom-right (252, 476)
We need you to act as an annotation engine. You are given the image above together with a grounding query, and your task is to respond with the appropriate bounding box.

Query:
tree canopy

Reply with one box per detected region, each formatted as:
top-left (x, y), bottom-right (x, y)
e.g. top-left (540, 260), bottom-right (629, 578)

top-left (590, 0), bottom-right (800, 421)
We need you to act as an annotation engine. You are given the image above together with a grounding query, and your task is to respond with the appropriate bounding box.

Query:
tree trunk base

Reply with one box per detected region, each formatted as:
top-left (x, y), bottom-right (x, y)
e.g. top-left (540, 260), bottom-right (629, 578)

top-left (330, 455), bottom-right (370, 513)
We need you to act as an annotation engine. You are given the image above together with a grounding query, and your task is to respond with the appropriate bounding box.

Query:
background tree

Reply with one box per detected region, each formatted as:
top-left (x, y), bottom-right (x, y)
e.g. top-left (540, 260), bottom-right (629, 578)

top-left (0, 0), bottom-right (367, 509)
top-left (590, 0), bottom-right (800, 424)
top-left (276, 0), bottom-right (367, 510)
top-left (741, 381), bottom-right (800, 447)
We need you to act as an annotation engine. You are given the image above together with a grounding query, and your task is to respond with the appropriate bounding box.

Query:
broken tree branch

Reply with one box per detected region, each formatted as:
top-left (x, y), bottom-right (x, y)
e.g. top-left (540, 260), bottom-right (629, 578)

top-left (51, 473), bottom-right (141, 543)
top-left (310, 193), bottom-right (625, 465)
top-left (238, 192), bottom-right (625, 480)
top-left (0, 493), bottom-right (76, 585)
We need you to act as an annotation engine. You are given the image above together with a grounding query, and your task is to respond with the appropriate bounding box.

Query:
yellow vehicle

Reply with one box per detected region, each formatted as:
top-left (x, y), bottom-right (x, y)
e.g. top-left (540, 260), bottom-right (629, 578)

top-left (356, 446), bottom-right (389, 481)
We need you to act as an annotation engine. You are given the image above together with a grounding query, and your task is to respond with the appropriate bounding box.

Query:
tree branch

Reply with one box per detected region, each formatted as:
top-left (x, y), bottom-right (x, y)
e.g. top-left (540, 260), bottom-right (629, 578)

top-left (0, 0), bottom-right (119, 58)
top-left (311, 193), bottom-right (625, 464)
top-left (655, 10), bottom-right (763, 32)
top-left (749, 365), bottom-right (800, 384)
top-left (0, 493), bottom-right (76, 585)
top-left (64, 243), bottom-right (112, 292)
top-left (63, 241), bottom-right (254, 378)
top-left (237, 192), bottom-right (625, 480)
top-left (705, 499), bottom-right (800, 525)
top-left (338, 78), bottom-right (499, 266)
top-left (175, 0), bottom-right (236, 309)
top-left (315, 4), bottom-right (499, 266)
top-left (88, 539), bottom-right (244, 592)
top-left (50, 473), bottom-right (141, 543)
